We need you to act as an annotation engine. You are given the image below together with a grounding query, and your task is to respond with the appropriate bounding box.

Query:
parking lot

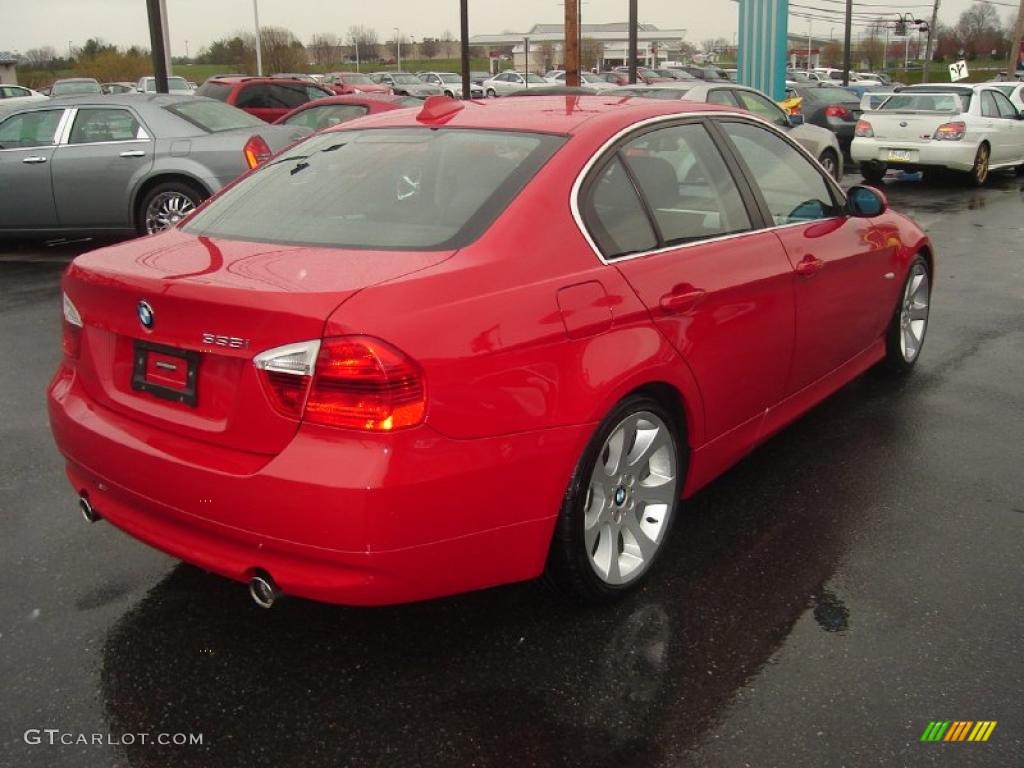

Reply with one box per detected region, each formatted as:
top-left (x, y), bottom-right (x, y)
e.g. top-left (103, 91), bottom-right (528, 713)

top-left (1, 169), bottom-right (1022, 767)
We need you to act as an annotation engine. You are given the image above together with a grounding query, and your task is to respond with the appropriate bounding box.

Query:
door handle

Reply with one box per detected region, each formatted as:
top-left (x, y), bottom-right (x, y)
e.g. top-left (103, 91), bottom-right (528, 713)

top-left (119, 150), bottom-right (146, 158)
top-left (22, 156), bottom-right (47, 164)
top-left (659, 287), bottom-right (706, 314)
top-left (795, 254), bottom-right (825, 277)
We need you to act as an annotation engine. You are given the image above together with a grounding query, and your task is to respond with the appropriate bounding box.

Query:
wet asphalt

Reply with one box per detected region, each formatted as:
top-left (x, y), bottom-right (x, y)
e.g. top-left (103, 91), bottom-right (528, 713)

top-left (0, 171), bottom-right (1022, 768)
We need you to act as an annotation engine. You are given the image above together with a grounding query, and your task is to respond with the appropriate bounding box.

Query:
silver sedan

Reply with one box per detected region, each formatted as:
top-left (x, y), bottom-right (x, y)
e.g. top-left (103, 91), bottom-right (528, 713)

top-left (0, 94), bottom-right (309, 237)
top-left (617, 82), bottom-right (845, 180)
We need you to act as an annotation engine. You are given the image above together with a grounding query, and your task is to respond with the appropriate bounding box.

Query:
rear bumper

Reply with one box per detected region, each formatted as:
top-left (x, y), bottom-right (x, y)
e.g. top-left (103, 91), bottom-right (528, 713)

top-left (48, 364), bottom-right (587, 605)
top-left (851, 137), bottom-right (978, 171)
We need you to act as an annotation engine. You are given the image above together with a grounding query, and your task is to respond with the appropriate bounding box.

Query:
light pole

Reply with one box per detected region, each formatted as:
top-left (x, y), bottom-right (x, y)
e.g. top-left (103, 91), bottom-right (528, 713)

top-left (394, 27), bottom-right (401, 70)
top-left (252, 0), bottom-right (262, 76)
top-left (68, 40), bottom-right (73, 62)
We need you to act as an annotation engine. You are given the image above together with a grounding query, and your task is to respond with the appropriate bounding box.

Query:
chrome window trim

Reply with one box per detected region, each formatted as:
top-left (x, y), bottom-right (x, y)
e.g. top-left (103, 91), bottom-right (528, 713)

top-left (569, 111), bottom-right (847, 266)
top-left (0, 107), bottom-right (72, 152)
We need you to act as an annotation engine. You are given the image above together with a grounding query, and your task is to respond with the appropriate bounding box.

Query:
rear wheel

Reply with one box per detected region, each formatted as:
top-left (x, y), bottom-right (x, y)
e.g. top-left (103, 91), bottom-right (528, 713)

top-left (966, 143), bottom-right (990, 187)
top-left (881, 255), bottom-right (931, 374)
top-left (860, 161), bottom-right (887, 184)
top-left (136, 181), bottom-right (204, 236)
top-left (546, 395), bottom-right (684, 602)
top-left (818, 149), bottom-right (841, 181)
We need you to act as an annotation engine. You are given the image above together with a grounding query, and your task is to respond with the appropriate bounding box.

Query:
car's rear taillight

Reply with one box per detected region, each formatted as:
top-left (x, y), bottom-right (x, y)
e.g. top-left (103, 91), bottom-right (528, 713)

top-left (254, 337), bottom-right (426, 432)
top-left (855, 119), bottom-right (874, 137)
top-left (62, 292), bottom-right (82, 359)
top-left (243, 134), bottom-right (273, 169)
top-left (825, 104), bottom-right (850, 118)
top-left (933, 121), bottom-right (966, 141)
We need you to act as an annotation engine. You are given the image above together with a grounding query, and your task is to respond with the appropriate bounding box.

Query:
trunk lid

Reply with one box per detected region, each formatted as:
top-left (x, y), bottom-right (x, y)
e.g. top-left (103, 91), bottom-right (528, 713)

top-left (864, 111), bottom-right (955, 143)
top-left (65, 229), bottom-right (454, 455)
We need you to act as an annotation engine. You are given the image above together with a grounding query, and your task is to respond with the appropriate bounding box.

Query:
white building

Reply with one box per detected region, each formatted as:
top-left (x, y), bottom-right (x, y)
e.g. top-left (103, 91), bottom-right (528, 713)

top-left (0, 52), bottom-right (18, 85)
top-left (470, 23), bottom-right (689, 73)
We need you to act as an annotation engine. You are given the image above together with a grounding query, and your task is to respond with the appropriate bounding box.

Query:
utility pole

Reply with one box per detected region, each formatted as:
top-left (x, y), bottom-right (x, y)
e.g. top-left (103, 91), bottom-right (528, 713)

top-left (460, 0), bottom-right (471, 99)
top-left (628, 0), bottom-right (638, 84)
top-left (145, 0), bottom-right (169, 92)
top-left (1007, 0), bottom-right (1024, 80)
top-left (842, 0), bottom-right (853, 85)
top-left (565, 0), bottom-right (580, 85)
top-left (253, 0), bottom-right (262, 76)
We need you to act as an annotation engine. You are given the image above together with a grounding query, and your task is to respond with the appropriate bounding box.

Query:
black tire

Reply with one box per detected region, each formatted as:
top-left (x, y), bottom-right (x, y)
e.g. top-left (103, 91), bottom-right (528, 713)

top-left (818, 149), bottom-right (841, 181)
top-left (860, 161), bottom-right (887, 184)
top-left (881, 255), bottom-right (931, 374)
top-left (135, 180), bottom-right (205, 236)
top-left (486, 88), bottom-right (496, 98)
top-left (546, 394), bottom-right (686, 603)
top-left (965, 143), bottom-right (990, 187)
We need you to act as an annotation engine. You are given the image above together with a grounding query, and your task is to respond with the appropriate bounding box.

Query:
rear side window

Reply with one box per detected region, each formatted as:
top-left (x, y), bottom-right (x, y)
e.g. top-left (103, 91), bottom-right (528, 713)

top-left (196, 81), bottom-right (233, 101)
top-left (164, 100), bottom-right (264, 132)
top-left (235, 84), bottom-right (272, 108)
top-left (183, 128), bottom-right (565, 250)
top-left (68, 108), bottom-right (145, 143)
top-left (721, 121), bottom-right (840, 226)
top-left (581, 157), bottom-right (658, 258)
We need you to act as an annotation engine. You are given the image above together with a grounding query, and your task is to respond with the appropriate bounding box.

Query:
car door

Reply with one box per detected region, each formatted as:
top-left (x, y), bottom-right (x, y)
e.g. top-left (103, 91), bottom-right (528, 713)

top-left (51, 106), bottom-right (155, 229)
top-left (991, 89), bottom-right (1024, 162)
top-left (979, 90), bottom-right (1011, 164)
top-left (578, 119), bottom-right (796, 441)
top-left (0, 107), bottom-right (67, 230)
top-left (716, 119), bottom-right (898, 394)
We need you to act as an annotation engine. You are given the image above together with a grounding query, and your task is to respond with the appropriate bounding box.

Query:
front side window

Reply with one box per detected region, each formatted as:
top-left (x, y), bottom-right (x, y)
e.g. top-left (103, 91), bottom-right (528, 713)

top-left (621, 123), bottom-right (752, 246)
top-left (183, 128), bottom-right (564, 250)
top-left (720, 121), bottom-right (840, 226)
top-left (992, 90), bottom-right (1018, 119)
top-left (68, 108), bottom-right (144, 144)
top-left (0, 110), bottom-right (64, 149)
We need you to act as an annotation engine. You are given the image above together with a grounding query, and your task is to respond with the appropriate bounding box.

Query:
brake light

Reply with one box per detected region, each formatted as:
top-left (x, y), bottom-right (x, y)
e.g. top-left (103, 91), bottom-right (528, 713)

top-left (825, 104), bottom-right (850, 118)
top-left (62, 292), bottom-right (82, 359)
top-left (855, 119), bottom-right (874, 138)
top-left (254, 337), bottom-right (426, 431)
top-left (933, 121), bottom-right (966, 141)
top-left (243, 134), bottom-right (273, 169)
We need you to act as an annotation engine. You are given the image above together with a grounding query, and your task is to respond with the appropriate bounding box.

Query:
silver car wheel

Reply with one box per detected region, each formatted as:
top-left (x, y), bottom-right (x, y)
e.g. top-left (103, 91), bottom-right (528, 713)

top-left (584, 411), bottom-right (678, 586)
top-left (899, 262), bottom-right (930, 363)
top-left (145, 191), bottom-right (195, 234)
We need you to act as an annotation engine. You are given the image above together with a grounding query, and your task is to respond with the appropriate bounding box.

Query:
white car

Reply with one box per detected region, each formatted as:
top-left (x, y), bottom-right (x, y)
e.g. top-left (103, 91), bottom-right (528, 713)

top-left (617, 82), bottom-right (845, 180)
top-left (851, 84), bottom-right (1024, 186)
top-left (481, 71), bottom-right (549, 97)
top-left (0, 84), bottom-right (48, 104)
top-left (990, 81), bottom-right (1024, 110)
top-left (137, 76), bottom-right (193, 94)
top-left (417, 72), bottom-right (485, 99)
top-left (543, 71), bottom-right (620, 91)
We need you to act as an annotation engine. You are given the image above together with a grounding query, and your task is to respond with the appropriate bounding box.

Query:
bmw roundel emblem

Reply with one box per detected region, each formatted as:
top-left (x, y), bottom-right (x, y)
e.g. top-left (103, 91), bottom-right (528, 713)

top-left (137, 300), bottom-right (154, 329)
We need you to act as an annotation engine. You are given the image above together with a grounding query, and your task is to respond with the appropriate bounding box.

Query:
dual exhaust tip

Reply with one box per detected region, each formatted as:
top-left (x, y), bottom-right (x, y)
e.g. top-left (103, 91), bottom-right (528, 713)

top-left (78, 492), bottom-right (284, 609)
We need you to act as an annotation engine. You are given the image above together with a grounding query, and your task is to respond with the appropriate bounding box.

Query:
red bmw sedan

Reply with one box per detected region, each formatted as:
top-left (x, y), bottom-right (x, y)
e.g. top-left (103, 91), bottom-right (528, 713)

top-left (48, 96), bottom-right (933, 607)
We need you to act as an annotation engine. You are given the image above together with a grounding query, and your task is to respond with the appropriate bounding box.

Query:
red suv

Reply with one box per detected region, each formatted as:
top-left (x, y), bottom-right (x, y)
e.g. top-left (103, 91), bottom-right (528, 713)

top-left (196, 76), bottom-right (332, 123)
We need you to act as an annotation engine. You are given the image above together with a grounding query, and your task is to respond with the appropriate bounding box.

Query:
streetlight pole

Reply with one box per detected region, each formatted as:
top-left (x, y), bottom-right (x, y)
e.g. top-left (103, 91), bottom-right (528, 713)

top-left (253, 0), bottom-right (262, 76)
top-left (460, 0), bottom-right (470, 99)
top-left (1007, 0), bottom-right (1024, 80)
top-left (628, 0), bottom-right (638, 84)
top-left (842, 0), bottom-right (853, 85)
top-left (394, 27), bottom-right (401, 70)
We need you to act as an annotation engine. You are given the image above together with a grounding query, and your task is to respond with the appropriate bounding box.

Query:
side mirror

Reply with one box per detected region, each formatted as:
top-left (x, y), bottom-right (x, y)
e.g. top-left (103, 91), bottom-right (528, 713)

top-left (847, 184), bottom-right (887, 217)
top-left (788, 113), bottom-right (805, 126)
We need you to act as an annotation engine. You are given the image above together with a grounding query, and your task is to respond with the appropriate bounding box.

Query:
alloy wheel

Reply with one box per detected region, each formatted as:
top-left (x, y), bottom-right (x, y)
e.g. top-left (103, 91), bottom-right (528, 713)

top-left (145, 191), bottom-right (196, 234)
top-left (899, 262), bottom-right (930, 363)
top-left (973, 144), bottom-right (989, 185)
top-left (584, 411), bottom-right (678, 586)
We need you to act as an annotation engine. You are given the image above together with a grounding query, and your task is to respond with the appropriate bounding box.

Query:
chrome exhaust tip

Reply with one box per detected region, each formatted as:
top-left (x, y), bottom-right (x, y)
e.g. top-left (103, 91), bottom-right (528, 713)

top-left (249, 574), bottom-right (281, 609)
top-left (79, 495), bottom-right (101, 523)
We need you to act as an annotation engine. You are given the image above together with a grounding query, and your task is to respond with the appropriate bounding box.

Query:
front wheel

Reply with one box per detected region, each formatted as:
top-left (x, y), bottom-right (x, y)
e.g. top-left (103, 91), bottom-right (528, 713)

top-left (881, 255), bottom-right (931, 374)
top-left (136, 181), bottom-right (203, 236)
top-left (486, 88), bottom-right (496, 98)
top-left (546, 395), bottom-right (684, 602)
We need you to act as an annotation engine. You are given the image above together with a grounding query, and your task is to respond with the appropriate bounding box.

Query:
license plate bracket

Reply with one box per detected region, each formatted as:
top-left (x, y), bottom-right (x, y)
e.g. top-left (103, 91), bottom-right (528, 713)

top-left (131, 340), bottom-right (199, 407)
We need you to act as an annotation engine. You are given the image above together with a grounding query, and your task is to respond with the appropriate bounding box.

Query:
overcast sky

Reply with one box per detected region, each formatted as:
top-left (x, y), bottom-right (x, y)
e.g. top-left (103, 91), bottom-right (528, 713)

top-left (5, 0), bottom-right (1015, 57)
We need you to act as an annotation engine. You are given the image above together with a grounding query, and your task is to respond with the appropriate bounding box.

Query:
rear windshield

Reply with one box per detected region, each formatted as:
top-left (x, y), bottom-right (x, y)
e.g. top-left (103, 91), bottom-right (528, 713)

top-left (196, 81), bottom-right (232, 101)
top-left (807, 86), bottom-right (859, 103)
top-left (52, 80), bottom-right (101, 96)
top-left (880, 93), bottom-right (965, 112)
top-left (164, 100), bottom-right (264, 132)
top-left (183, 128), bottom-right (565, 250)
